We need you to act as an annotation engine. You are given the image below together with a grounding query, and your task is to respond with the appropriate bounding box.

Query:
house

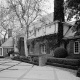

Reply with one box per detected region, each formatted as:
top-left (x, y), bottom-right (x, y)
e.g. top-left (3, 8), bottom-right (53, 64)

top-left (0, 37), bottom-right (14, 57)
top-left (18, 0), bottom-right (65, 57)
top-left (27, 11), bottom-right (63, 56)
top-left (27, 21), bottom-right (58, 56)
top-left (17, 13), bottom-right (60, 56)
top-left (27, 19), bottom-right (79, 57)
top-left (0, 28), bottom-right (14, 57)
top-left (61, 21), bottom-right (80, 57)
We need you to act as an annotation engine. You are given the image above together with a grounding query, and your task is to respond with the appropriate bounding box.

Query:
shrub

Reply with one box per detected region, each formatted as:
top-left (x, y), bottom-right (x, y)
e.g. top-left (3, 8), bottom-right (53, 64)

top-left (77, 68), bottom-right (80, 77)
top-left (12, 55), bottom-right (39, 65)
top-left (63, 59), bottom-right (80, 66)
top-left (66, 55), bottom-right (80, 59)
top-left (47, 57), bottom-right (80, 66)
top-left (47, 57), bottom-right (63, 64)
top-left (54, 47), bottom-right (68, 58)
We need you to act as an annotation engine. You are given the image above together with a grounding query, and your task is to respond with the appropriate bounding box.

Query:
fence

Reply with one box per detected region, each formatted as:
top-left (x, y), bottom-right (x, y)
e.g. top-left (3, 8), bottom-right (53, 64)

top-left (0, 47), bottom-right (14, 57)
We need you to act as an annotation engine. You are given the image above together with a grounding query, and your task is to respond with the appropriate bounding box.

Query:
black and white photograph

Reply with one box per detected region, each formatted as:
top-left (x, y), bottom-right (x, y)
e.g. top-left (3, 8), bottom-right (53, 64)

top-left (0, 0), bottom-right (80, 80)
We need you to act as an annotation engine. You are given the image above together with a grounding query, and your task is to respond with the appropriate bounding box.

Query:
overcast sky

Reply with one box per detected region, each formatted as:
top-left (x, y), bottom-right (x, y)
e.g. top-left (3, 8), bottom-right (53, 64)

top-left (0, 0), bottom-right (54, 14)
top-left (0, 0), bottom-right (54, 38)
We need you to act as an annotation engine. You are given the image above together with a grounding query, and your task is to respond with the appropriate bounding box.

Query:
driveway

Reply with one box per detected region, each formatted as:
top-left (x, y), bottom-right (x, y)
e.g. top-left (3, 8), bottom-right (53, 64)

top-left (0, 58), bottom-right (79, 80)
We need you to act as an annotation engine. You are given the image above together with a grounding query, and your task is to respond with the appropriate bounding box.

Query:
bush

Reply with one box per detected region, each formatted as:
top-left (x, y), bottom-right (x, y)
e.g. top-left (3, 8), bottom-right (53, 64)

top-left (47, 57), bottom-right (80, 66)
top-left (12, 55), bottom-right (39, 65)
top-left (63, 59), bottom-right (80, 66)
top-left (47, 57), bottom-right (63, 64)
top-left (66, 55), bottom-right (80, 59)
top-left (77, 68), bottom-right (80, 77)
top-left (54, 47), bottom-right (68, 58)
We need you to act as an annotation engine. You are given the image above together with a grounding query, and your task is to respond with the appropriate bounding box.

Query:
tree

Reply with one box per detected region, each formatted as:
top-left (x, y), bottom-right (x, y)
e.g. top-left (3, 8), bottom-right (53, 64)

top-left (64, 0), bottom-right (80, 21)
top-left (0, 4), bottom-right (21, 43)
top-left (0, 22), bottom-right (8, 42)
top-left (64, 0), bottom-right (80, 33)
top-left (0, 0), bottom-right (49, 56)
top-left (0, 5), bottom-right (8, 42)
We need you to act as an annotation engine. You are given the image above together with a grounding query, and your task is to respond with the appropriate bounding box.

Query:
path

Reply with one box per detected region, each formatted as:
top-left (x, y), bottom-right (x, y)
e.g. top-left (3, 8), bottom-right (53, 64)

top-left (0, 58), bottom-right (79, 80)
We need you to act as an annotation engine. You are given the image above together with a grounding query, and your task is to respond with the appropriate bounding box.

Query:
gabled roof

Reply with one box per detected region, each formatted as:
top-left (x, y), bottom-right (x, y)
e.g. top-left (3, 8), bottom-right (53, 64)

top-left (1, 37), bottom-right (14, 47)
top-left (63, 21), bottom-right (77, 39)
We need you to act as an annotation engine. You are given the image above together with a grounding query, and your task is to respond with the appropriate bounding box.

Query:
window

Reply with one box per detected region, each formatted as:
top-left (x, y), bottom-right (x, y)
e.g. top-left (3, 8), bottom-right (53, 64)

top-left (41, 44), bottom-right (46, 54)
top-left (74, 41), bottom-right (79, 54)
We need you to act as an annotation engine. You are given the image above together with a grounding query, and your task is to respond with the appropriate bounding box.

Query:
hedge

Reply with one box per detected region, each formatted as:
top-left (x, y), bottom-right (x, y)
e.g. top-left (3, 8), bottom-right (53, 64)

top-left (46, 57), bottom-right (80, 69)
top-left (12, 56), bottom-right (39, 65)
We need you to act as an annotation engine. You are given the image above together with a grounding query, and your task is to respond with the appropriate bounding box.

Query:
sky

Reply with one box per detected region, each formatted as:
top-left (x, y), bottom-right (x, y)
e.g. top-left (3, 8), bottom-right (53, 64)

top-left (42, 0), bottom-right (54, 13)
top-left (0, 0), bottom-right (54, 38)
top-left (0, 0), bottom-right (54, 14)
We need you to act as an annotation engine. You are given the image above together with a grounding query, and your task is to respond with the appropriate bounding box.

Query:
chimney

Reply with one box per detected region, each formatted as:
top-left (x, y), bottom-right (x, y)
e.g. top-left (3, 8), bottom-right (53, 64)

top-left (8, 29), bottom-right (12, 38)
top-left (54, 0), bottom-right (64, 46)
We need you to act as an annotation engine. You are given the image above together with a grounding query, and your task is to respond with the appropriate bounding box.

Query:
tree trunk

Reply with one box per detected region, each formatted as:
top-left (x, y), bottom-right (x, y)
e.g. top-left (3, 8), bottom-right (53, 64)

top-left (4, 35), bottom-right (6, 42)
top-left (57, 22), bottom-right (63, 46)
top-left (3, 31), bottom-right (7, 42)
top-left (24, 34), bottom-right (28, 56)
top-left (24, 24), bottom-right (28, 56)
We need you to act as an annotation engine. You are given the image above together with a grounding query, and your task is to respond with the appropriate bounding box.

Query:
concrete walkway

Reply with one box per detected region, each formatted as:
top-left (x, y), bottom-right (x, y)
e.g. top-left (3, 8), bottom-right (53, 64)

top-left (0, 58), bottom-right (80, 80)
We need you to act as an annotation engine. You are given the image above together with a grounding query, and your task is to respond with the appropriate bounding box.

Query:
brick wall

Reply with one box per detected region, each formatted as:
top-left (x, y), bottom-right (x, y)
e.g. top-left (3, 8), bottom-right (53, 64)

top-left (67, 40), bottom-right (74, 56)
top-left (34, 42), bottom-right (40, 55)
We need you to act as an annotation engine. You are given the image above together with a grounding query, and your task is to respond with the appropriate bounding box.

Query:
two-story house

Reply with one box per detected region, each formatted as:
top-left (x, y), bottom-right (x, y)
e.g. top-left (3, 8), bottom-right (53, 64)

top-left (18, 0), bottom-right (65, 56)
top-left (27, 13), bottom-right (58, 56)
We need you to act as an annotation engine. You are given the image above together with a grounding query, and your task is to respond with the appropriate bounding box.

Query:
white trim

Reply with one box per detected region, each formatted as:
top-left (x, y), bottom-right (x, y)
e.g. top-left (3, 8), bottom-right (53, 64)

top-left (0, 47), bottom-right (3, 56)
top-left (74, 41), bottom-right (79, 54)
top-left (2, 48), bottom-right (3, 56)
top-left (41, 44), bottom-right (46, 54)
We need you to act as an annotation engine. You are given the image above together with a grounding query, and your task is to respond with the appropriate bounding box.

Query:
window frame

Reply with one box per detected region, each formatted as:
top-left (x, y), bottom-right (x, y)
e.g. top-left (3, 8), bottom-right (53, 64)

top-left (40, 44), bottom-right (46, 54)
top-left (74, 41), bottom-right (79, 54)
